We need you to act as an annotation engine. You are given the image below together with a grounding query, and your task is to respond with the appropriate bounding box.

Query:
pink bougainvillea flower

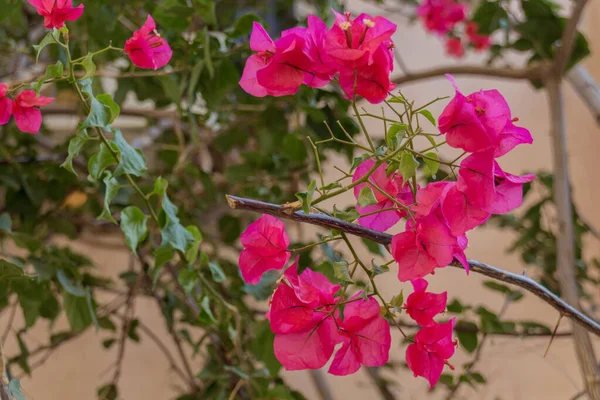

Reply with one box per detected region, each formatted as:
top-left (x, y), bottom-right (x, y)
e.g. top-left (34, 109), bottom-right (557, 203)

top-left (457, 151), bottom-right (535, 214)
top-left (324, 11), bottom-right (397, 69)
top-left (124, 15), bottom-right (173, 70)
top-left (485, 162), bottom-right (536, 214)
top-left (440, 183), bottom-right (490, 236)
top-left (445, 37), bottom-right (464, 58)
top-left (466, 22), bottom-right (491, 51)
top-left (392, 229), bottom-right (438, 281)
top-left (238, 214), bottom-right (291, 284)
top-left (12, 90), bottom-right (54, 134)
top-left (240, 22), bottom-right (325, 97)
top-left (416, 212), bottom-right (458, 267)
top-left (438, 75), bottom-right (511, 153)
top-left (417, 0), bottom-right (467, 35)
top-left (0, 84), bottom-right (12, 125)
top-left (494, 122), bottom-right (534, 158)
top-left (329, 296), bottom-right (391, 376)
top-left (269, 260), bottom-right (340, 370)
top-left (457, 149), bottom-right (495, 208)
top-left (338, 44), bottom-right (396, 103)
top-left (405, 279), bottom-right (447, 327)
top-left (28, 0), bottom-right (84, 29)
top-left (412, 181), bottom-right (450, 216)
top-left (406, 318), bottom-right (457, 388)
top-left (352, 159), bottom-right (412, 231)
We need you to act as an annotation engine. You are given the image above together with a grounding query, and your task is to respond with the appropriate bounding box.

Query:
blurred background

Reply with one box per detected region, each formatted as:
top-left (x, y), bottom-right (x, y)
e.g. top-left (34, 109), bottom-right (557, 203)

top-left (1, 0), bottom-right (600, 399)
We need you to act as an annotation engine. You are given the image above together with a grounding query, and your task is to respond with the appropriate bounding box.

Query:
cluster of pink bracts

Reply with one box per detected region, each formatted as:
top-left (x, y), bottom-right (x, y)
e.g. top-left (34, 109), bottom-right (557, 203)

top-left (237, 14), bottom-right (534, 387)
top-left (417, 0), bottom-right (491, 58)
top-left (1, 3), bottom-right (173, 134)
top-left (239, 13), bottom-right (397, 104)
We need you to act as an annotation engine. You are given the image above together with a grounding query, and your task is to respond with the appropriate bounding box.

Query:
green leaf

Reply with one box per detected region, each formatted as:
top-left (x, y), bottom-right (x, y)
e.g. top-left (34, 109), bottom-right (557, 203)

top-left (34, 61), bottom-right (63, 93)
top-left (33, 29), bottom-right (60, 63)
top-left (418, 110), bottom-right (436, 126)
top-left (178, 267), bottom-right (198, 295)
top-left (153, 245), bottom-right (174, 272)
top-left (390, 290), bottom-right (404, 308)
top-left (63, 291), bottom-right (93, 331)
top-left (61, 128), bottom-right (93, 175)
top-left (456, 322), bottom-right (479, 353)
top-left (88, 142), bottom-right (118, 182)
top-left (185, 225), bottom-right (203, 264)
top-left (96, 95), bottom-right (120, 125)
top-left (243, 270), bottom-right (279, 301)
top-left (102, 339), bottom-right (116, 349)
top-left (470, 372), bottom-right (487, 384)
top-left (112, 130), bottom-right (147, 177)
top-left (471, 0), bottom-right (509, 35)
top-left (97, 384), bottom-right (118, 400)
top-left (333, 261), bottom-right (353, 283)
top-left (8, 379), bottom-right (26, 400)
top-left (0, 259), bottom-right (26, 282)
top-left (78, 53), bottom-right (97, 79)
top-left (203, 28), bottom-right (214, 79)
top-left (57, 269), bottom-right (86, 297)
top-left (386, 123), bottom-right (407, 150)
top-left (295, 180), bottom-right (317, 214)
top-left (251, 320), bottom-right (281, 376)
top-left (97, 172), bottom-right (120, 223)
top-left (362, 238), bottom-right (385, 256)
top-left (200, 296), bottom-right (216, 323)
top-left (228, 13), bottom-right (261, 37)
top-left (398, 151), bottom-right (419, 180)
top-left (151, 177), bottom-right (169, 198)
top-left (218, 215), bottom-right (241, 244)
top-left (120, 206), bottom-right (148, 253)
top-left (333, 206), bottom-right (359, 222)
top-left (512, 38), bottom-right (533, 51)
top-left (446, 298), bottom-right (469, 314)
top-left (483, 281), bottom-right (524, 301)
top-left (15, 280), bottom-right (45, 328)
top-left (283, 134), bottom-right (308, 162)
top-left (357, 186), bottom-right (377, 207)
top-left (371, 260), bottom-right (389, 276)
top-left (98, 316), bottom-right (117, 331)
top-left (160, 194), bottom-right (195, 257)
top-left (423, 152), bottom-right (439, 177)
top-left (208, 262), bottom-right (226, 283)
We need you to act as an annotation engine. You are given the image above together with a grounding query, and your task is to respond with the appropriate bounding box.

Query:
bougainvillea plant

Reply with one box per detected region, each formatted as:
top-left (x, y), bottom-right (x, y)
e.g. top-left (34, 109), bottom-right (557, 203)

top-left (0, 0), bottom-right (597, 399)
top-left (235, 14), bottom-right (534, 388)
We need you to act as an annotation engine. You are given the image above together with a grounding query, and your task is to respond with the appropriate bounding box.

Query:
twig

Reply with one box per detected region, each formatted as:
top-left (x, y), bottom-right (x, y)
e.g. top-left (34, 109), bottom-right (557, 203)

top-left (396, 320), bottom-right (571, 337)
top-left (553, 0), bottom-right (589, 76)
top-left (226, 195), bottom-right (600, 337)
top-left (546, 76), bottom-right (600, 399)
top-left (544, 315), bottom-right (564, 358)
top-left (566, 65), bottom-right (600, 125)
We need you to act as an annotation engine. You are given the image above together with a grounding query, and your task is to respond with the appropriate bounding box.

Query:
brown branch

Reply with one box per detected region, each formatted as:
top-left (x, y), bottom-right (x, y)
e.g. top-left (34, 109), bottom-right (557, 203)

top-left (392, 65), bottom-right (542, 86)
top-left (226, 195), bottom-right (600, 337)
top-left (554, 0), bottom-right (590, 76)
top-left (546, 76), bottom-right (600, 398)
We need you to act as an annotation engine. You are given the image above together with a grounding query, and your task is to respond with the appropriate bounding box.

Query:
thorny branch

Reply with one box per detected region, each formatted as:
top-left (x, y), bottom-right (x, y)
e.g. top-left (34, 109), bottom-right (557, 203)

top-left (226, 195), bottom-right (600, 337)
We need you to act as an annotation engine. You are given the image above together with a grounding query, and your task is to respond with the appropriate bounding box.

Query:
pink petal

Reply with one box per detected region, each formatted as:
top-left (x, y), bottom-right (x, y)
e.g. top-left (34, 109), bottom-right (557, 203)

top-left (412, 181), bottom-right (450, 216)
top-left (357, 201), bottom-right (401, 232)
top-left (239, 54), bottom-right (270, 97)
top-left (467, 89), bottom-right (511, 135)
top-left (274, 316), bottom-right (338, 370)
top-left (250, 22), bottom-right (275, 53)
top-left (284, 260), bottom-right (340, 306)
top-left (256, 60), bottom-right (304, 95)
top-left (269, 284), bottom-right (322, 334)
top-left (125, 36), bottom-right (156, 70)
top-left (392, 230), bottom-right (438, 282)
top-left (240, 214), bottom-right (290, 257)
top-left (457, 150), bottom-right (495, 208)
top-left (238, 248), bottom-right (290, 284)
top-left (494, 122), bottom-right (533, 157)
top-left (328, 335), bottom-right (361, 376)
top-left (441, 184), bottom-right (490, 236)
top-left (406, 344), bottom-right (445, 388)
top-left (406, 286), bottom-right (447, 326)
top-left (0, 97), bottom-right (12, 125)
top-left (416, 212), bottom-right (457, 266)
top-left (416, 318), bottom-right (456, 360)
top-left (13, 105), bottom-right (42, 134)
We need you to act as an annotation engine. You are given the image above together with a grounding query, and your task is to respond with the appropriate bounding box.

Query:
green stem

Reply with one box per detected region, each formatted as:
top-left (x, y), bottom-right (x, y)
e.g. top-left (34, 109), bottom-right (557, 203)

top-left (291, 237), bottom-right (341, 253)
top-left (352, 101), bottom-right (376, 152)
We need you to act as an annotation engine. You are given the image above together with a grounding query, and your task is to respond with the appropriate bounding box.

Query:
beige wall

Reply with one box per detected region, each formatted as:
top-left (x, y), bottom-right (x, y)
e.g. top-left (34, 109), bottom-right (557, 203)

top-left (4, 1), bottom-right (600, 399)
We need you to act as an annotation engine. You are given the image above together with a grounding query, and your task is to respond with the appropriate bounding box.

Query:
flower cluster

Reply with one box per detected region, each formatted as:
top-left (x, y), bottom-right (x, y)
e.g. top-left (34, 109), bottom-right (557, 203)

top-left (0, 85), bottom-right (54, 134)
top-left (239, 12), bottom-right (397, 104)
top-left (416, 0), bottom-right (490, 58)
top-left (404, 279), bottom-right (456, 387)
top-left (10, 8), bottom-right (174, 134)
top-left (269, 258), bottom-right (391, 375)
